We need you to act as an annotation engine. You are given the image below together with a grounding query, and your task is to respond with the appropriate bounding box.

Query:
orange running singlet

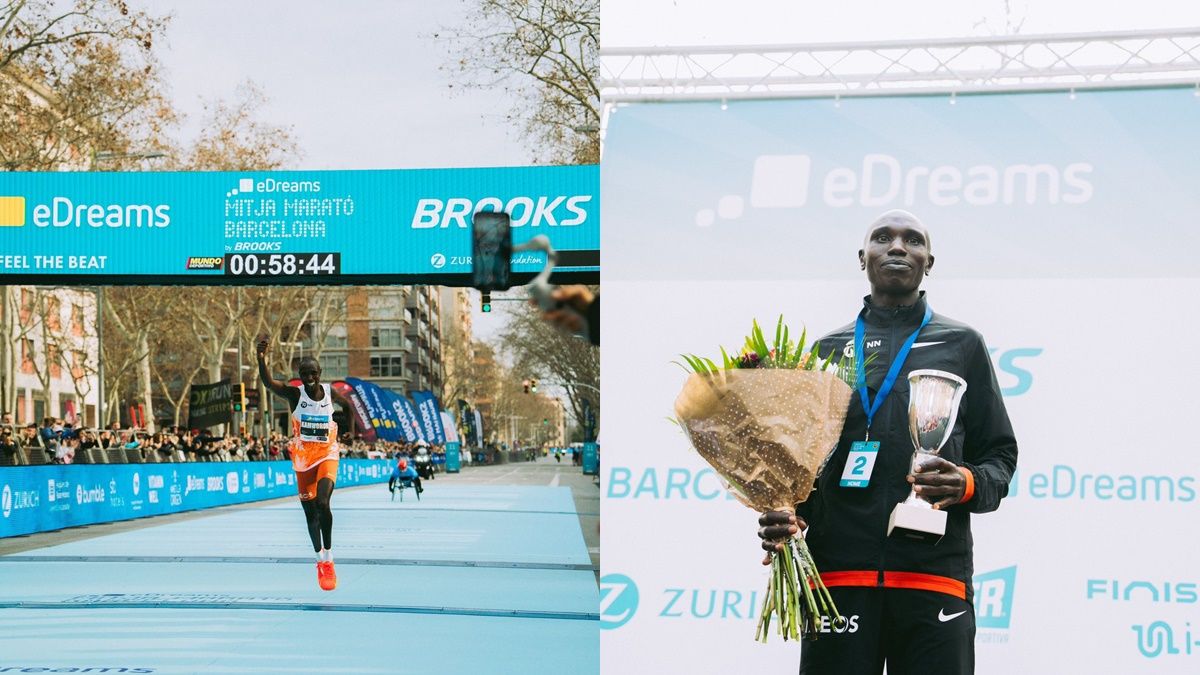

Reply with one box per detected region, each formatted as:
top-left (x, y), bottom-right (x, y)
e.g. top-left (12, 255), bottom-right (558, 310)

top-left (289, 384), bottom-right (340, 472)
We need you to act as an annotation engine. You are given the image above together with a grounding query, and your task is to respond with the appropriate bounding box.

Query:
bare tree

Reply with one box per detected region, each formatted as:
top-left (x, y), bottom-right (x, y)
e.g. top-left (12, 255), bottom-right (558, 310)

top-left (103, 285), bottom-right (179, 430)
top-left (973, 0), bottom-right (1027, 36)
top-left (147, 308), bottom-right (206, 428)
top-left (0, 0), bottom-right (174, 171)
top-left (496, 296), bottom-right (598, 438)
top-left (173, 81), bottom-right (299, 172)
top-left (439, 0), bottom-right (599, 164)
top-left (0, 0), bottom-right (162, 74)
top-left (441, 312), bottom-right (480, 411)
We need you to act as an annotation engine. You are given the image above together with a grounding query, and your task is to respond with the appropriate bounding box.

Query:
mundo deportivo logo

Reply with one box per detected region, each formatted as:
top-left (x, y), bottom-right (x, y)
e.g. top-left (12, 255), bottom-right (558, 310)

top-left (600, 573), bottom-right (640, 630)
top-left (974, 566), bottom-right (1017, 642)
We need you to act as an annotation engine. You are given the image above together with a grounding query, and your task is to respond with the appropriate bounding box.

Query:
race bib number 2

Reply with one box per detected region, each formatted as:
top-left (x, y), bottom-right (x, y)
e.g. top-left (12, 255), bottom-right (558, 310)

top-left (840, 441), bottom-right (880, 488)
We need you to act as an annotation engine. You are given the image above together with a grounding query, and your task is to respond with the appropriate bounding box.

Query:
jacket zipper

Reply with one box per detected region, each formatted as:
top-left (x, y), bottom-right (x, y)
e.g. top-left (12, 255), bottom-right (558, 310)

top-left (877, 318), bottom-right (900, 589)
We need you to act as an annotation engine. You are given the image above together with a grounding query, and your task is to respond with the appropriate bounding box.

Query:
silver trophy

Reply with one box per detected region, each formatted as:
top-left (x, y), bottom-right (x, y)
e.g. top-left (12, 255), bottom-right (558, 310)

top-left (887, 369), bottom-right (967, 543)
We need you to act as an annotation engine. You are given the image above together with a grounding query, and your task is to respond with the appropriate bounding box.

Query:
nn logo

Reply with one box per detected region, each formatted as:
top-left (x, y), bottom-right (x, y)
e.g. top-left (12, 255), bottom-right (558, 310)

top-left (600, 573), bottom-right (639, 630)
top-left (973, 566), bottom-right (1017, 630)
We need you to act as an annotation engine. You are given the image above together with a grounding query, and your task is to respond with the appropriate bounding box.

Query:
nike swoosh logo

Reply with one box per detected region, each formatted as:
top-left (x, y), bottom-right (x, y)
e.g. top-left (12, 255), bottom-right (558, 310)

top-left (939, 609), bottom-right (968, 622)
top-left (911, 341), bottom-right (946, 349)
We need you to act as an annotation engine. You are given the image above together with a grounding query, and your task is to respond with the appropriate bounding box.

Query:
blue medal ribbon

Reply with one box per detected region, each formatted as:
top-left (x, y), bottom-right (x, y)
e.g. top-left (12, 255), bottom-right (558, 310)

top-left (854, 304), bottom-right (933, 440)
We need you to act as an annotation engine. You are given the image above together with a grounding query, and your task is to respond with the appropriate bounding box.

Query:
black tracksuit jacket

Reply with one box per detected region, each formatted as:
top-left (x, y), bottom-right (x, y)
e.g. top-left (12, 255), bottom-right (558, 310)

top-left (797, 292), bottom-right (1018, 602)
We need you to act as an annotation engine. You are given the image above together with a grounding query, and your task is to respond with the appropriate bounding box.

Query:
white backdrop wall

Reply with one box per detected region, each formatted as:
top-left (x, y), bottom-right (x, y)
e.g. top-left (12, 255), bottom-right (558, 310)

top-left (600, 87), bottom-right (1200, 674)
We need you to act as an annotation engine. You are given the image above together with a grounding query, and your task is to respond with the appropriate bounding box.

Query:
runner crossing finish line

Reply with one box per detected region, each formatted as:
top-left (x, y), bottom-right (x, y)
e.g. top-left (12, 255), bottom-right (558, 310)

top-left (258, 336), bottom-right (360, 590)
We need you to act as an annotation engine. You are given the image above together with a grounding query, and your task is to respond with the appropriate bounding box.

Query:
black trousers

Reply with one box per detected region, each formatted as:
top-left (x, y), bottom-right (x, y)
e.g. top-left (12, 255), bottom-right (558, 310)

top-left (799, 587), bottom-right (975, 675)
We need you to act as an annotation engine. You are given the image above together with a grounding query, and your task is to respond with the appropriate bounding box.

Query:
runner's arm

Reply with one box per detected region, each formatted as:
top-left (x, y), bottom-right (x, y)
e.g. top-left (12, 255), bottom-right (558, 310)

top-left (256, 339), bottom-right (298, 404)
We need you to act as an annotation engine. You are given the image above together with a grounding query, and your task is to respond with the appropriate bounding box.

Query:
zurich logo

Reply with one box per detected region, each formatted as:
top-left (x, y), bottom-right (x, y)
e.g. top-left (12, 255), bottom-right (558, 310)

top-left (430, 253), bottom-right (446, 269)
top-left (600, 573), bottom-right (640, 630)
top-left (133, 472), bottom-right (140, 496)
top-left (1, 485), bottom-right (10, 518)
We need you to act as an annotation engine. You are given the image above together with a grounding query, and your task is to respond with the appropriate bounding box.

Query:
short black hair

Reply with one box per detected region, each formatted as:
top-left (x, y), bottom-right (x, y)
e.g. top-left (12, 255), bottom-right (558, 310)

top-left (298, 356), bottom-right (320, 371)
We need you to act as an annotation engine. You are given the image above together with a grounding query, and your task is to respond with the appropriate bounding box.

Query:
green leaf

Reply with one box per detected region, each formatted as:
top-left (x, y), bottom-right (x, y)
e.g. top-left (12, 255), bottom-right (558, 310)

top-left (702, 357), bottom-right (720, 373)
top-left (752, 320), bottom-right (769, 359)
top-left (720, 345), bottom-right (733, 370)
top-left (774, 315), bottom-right (783, 358)
top-left (821, 346), bottom-right (837, 372)
top-left (795, 326), bottom-right (808, 367)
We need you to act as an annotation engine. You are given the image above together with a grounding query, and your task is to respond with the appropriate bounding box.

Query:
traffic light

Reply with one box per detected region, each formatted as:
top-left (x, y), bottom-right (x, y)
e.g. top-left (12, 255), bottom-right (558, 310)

top-left (530, 379), bottom-right (538, 393)
top-left (233, 383), bottom-right (246, 412)
top-left (522, 379), bottom-right (531, 394)
top-left (543, 418), bottom-right (548, 426)
top-left (481, 291), bottom-right (492, 313)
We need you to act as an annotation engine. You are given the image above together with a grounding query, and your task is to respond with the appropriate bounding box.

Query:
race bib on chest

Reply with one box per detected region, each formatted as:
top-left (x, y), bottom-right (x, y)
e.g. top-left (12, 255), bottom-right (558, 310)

top-left (840, 441), bottom-right (880, 488)
top-left (299, 413), bottom-right (331, 442)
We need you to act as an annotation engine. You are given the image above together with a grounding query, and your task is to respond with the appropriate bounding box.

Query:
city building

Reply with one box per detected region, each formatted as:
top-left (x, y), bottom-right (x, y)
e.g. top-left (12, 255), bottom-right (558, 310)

top-left (0, 286), bottom-right (101, 426)
top-left (309, 285), bottom-right (447, 398)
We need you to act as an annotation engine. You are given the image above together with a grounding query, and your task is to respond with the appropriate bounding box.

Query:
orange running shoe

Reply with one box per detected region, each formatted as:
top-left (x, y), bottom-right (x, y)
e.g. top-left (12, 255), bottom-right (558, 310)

top-left (317, 560), bottom-right (337, 591)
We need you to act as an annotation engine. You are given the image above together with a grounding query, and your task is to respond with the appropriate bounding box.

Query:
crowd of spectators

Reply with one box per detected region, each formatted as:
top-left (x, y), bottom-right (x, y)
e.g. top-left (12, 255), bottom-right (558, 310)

top-left (0, 413), bottom-right (475, 469)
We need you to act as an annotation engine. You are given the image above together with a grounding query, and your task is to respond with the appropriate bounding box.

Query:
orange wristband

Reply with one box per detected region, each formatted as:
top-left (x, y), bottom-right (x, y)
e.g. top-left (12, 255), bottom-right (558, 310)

top-left (957, 467), bottom-right (975, 503)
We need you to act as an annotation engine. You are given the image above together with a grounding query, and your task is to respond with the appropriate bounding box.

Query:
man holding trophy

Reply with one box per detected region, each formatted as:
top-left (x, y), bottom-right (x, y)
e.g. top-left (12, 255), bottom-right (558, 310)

top-left (757, 210), bottom-right (1018, 674)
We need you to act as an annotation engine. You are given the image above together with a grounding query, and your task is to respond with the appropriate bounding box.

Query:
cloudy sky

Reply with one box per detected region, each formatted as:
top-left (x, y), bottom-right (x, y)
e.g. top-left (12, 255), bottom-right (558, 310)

top-left (154, 0), bottom-right (532, 341)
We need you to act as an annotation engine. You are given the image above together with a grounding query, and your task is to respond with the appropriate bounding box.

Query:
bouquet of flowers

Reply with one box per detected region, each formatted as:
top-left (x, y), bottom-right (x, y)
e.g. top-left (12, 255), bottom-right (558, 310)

top-left (672, 317), bottom-right (860, 642)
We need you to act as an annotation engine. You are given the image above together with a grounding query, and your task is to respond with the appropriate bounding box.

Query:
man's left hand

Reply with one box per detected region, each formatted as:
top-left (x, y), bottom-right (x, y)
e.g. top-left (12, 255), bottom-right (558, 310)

top-left (908, 457), bottom-right (967, 510)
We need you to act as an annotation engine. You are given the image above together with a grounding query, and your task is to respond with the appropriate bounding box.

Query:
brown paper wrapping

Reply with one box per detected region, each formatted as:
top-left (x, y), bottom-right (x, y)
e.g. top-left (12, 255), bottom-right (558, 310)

top-left (674, 369), bottom-right (853, 513)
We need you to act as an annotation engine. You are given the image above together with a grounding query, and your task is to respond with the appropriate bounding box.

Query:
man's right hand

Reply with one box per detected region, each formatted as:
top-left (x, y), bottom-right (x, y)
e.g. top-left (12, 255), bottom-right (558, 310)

top-left (256, 338), bottom-right (268, 360)
top-left (758, 511), bottom-right (806, 565)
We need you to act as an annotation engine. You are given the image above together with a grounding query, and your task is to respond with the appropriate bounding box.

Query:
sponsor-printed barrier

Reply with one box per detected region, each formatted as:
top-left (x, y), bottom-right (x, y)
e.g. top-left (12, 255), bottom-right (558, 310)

top-left (0, 459), bottom-right (392, 538)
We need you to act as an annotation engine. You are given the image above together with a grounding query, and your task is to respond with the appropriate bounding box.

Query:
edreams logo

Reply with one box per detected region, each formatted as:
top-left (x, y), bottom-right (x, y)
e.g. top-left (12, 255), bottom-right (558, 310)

top-left (411, 196), bottom-right (592, 229)
top-left (0, 196), bottom-right (25, 226)
top-left (600, 573), bottom-right (639, 630)
top-left (1008, 466), bottom-right (1196, 502)
top-left (226, 472), bottom-right (239, 494)
top-left (748, 154), bottom-right (1093, 209)
top-left (0, 662), bottom-right (158, 667)
top-left (30, 197), bottom-right (170, 228)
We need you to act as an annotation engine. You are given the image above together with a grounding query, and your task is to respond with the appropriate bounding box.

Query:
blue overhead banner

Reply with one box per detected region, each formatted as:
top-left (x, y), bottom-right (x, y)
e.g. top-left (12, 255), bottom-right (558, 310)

top-left (0, 165), bottom-right (598, 284)
top-left (0, 459), bottom-right (392, 538)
